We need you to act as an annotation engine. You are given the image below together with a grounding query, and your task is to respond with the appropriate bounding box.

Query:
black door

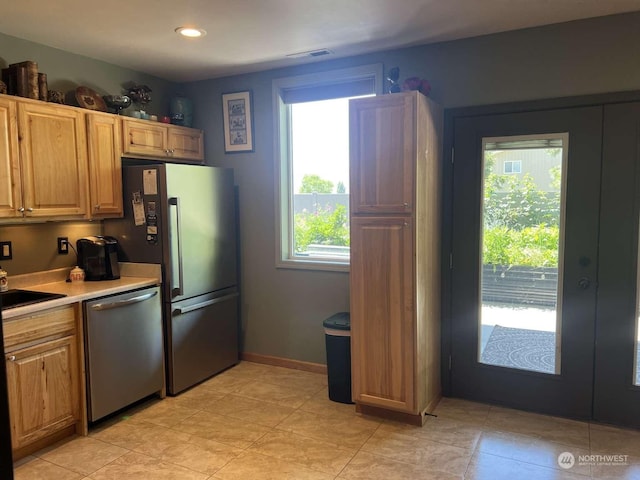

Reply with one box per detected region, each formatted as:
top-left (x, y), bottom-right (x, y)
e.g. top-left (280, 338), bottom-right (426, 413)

top-left (593, 102), bottom-right (640, 427)
top-left (450, 106), bottom-right (603, 419)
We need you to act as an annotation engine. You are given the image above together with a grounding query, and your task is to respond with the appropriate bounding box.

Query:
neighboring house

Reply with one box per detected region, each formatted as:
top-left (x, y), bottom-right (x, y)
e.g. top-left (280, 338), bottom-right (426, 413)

top-left (489, 149), bottom-right (560, 193)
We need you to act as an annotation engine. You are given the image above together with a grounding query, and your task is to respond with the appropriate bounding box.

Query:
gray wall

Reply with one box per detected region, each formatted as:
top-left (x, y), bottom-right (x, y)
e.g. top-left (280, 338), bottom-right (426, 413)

top-left (0, 223), bottom-right (101, 275)
top-left (0, 32), bottom-right (178, 276)
top-left (182, 12), bottom-right (640, 365)
top-left (0, 32), bottom-right (176, 117)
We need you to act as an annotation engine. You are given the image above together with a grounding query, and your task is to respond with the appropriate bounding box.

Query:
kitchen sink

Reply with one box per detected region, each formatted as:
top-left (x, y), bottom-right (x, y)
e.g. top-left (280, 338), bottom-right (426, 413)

top-left (0, 289), bottom-right (66, 310)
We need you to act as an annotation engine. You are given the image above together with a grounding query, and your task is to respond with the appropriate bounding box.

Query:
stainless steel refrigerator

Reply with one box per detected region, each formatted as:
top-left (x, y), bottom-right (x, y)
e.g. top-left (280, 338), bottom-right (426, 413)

top-left (104, 163), bottom-right (238, 395)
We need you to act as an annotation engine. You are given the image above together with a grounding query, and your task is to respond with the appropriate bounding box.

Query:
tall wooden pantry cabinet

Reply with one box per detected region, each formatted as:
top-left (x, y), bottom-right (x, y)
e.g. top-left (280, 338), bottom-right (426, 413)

top-left (349, 90), bottom-right (442, 425)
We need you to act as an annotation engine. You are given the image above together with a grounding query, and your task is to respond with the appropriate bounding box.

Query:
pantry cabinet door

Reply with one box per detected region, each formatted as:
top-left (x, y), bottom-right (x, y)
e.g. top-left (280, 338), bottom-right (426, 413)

top-left (350, 216), bottom-right (416, 412)
top-left (349, 93), bottom-right (415, 214)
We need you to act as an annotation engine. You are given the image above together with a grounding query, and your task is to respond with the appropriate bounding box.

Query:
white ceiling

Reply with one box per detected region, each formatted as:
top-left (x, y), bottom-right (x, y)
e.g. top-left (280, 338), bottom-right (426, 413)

top-left (1, 0), bottom-right (639, 82)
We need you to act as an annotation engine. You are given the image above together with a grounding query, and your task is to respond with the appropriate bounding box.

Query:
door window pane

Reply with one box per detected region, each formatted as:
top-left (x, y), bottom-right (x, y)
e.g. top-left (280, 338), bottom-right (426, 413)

top-left (479, 134), bottom-right (567, 374)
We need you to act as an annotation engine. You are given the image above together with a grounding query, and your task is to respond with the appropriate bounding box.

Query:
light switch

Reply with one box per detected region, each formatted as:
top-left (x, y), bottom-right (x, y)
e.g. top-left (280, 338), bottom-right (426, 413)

top-left (0, 241), bottom-right (12, 260)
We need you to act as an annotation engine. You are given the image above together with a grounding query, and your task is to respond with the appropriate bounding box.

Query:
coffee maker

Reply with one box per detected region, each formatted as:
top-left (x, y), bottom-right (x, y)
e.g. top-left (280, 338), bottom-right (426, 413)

top-left (76, 236), bottom-right (121, 281)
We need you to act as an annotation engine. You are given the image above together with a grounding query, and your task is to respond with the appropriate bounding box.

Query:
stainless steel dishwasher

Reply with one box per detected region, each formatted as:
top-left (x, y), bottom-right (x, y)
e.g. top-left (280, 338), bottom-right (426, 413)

top-left (84, 286), bottom-right (164, 422)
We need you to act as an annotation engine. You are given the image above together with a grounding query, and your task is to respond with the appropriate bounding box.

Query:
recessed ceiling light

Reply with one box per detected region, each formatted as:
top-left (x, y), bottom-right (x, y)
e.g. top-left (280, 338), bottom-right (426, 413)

top-left (175, 26), bottom-right (206, 38)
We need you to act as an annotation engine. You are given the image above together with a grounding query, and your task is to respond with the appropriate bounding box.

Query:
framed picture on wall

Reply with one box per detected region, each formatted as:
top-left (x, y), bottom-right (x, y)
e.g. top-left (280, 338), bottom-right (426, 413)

top-left (222, 90), bottom-right (254, 153)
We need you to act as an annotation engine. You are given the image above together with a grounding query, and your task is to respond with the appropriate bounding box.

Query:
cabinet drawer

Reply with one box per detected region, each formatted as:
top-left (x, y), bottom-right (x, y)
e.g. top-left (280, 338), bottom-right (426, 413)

top-left (3, 305), bottom-right (76, 351)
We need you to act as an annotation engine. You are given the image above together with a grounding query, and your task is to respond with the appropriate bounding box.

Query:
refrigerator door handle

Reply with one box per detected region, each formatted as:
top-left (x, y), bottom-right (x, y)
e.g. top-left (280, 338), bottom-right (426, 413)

top-left (168, 197), bottom-right (184, 298)
top-left (173, 293), bottom-right (239, 315)
top-left (90, 291), bottom-right (158, 311)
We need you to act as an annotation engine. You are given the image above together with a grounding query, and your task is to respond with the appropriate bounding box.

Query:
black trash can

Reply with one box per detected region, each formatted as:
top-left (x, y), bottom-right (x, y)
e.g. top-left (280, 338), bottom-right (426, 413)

top-left (323, 312), bottom-right (354, 404)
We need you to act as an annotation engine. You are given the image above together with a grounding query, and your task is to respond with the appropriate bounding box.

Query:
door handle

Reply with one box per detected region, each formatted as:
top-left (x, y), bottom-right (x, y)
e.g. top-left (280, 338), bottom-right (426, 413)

top-left (173, 293), bottom-right (239, 315)
top-left (90, 291), bottom-right (158, 310)
top-left (168, 197), bottom-right (184, 298)
top-left (578, 277), bottom-right (591, 290)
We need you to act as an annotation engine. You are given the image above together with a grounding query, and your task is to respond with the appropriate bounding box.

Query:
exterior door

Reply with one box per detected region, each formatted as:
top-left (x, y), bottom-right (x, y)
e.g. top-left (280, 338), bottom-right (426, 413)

top-left (450, 106), bottom-right (602, 419)
top-left (593, 102), bottom-right (640, 427)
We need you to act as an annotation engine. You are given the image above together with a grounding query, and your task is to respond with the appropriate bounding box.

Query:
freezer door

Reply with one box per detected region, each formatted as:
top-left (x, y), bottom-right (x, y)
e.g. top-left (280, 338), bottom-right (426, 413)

top-left (165, 164), bottom-right (237, 300)
top-left (166, 289), bottom-right (239, 394)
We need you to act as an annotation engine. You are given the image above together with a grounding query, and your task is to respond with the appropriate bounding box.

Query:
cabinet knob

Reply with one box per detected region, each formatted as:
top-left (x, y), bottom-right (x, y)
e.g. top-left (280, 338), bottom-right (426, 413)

top-left (26, 207), bottom-right (33, 212)
top-left (7, 355), bottom-right (15, 362)
top-left (403, 203), bottom-right (409, 208)
top-left (17, 207), bottom-right (24, 213)
top-left (95, 204), bottom-right (101, 210)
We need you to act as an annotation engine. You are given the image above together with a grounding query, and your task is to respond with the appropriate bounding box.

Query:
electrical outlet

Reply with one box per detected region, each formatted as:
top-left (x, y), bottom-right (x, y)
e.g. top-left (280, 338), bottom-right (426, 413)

top-left (0, 241), bottom-right (12, 260)
top-left (57, 237), bottom-right (69, 255)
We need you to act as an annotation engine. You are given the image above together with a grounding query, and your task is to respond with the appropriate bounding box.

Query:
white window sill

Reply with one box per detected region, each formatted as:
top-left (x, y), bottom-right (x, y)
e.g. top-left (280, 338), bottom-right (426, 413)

top-left (276, 258), bottom-right (350, 273)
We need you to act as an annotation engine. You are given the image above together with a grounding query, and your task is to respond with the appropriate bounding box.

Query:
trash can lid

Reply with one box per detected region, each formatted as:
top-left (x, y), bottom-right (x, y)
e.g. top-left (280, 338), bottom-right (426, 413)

top-left (323, 312), bottom-right (350, 330)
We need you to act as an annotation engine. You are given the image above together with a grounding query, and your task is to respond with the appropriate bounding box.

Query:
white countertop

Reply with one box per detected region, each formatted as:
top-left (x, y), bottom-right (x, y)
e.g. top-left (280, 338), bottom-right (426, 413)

top-left (2, 263), bottom-right (162, 320)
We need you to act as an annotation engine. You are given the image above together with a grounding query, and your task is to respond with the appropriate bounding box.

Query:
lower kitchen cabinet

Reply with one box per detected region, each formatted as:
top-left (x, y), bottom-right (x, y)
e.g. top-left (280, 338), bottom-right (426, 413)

top-left (3, 305), bottom-right (82, 457)
top-left (5, 336), bottom-right (79, 450)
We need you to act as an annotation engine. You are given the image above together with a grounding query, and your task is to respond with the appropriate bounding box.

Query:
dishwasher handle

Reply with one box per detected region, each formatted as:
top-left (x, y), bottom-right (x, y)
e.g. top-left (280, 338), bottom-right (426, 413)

top-left (173, 293), bottom-right (238, 315)
top-left (90, 291), bottom-right (158, 311)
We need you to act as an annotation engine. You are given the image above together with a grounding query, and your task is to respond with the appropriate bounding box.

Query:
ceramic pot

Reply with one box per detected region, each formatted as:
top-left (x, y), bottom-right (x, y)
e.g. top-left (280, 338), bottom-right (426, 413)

top-left (170, 94), bottom-right (193, 127)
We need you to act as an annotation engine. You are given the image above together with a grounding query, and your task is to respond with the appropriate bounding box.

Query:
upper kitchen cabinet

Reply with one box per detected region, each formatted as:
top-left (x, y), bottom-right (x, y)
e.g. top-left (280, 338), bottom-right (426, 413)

top-left (168, 125), bottom-right (204, 161)
top-left (17, 102), bottom-right (89, 219)
top-left (350, 93), bottom-right (416, 214)
top-left (86, 112), bottom-right (123, 218)
top-left (0, 97), bottom-right (21, 219)
top-left (122, 118), bottom-right (204, 163)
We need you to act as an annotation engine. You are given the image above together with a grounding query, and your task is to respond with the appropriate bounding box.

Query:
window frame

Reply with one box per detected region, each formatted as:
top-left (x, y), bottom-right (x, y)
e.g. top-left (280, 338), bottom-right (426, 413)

top-left (272, 64), bottom-right (383, 271)
top-left (503, 160), bottom-right (522, 174)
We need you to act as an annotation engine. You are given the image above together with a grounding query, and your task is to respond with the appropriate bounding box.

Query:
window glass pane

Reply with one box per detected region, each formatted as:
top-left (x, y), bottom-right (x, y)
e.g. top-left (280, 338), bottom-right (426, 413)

top-left (290, 98), bottom-right (351, 259)
top-left (479, 134), bottom-right (567, 375)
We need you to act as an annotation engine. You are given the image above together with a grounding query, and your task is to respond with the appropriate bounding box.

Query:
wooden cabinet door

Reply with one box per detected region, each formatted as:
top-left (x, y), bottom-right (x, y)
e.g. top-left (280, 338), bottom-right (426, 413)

top-left (18, 103), bottom-right (88, 218)
top-left (168, 126), bottom-right (204, 162)
top-left (122, 118), bottom-right (168, 157)
top-left (0, 97), bottom-right (21, 219)
top-left (350, 216), bottom-right (416, 412)
top-left (5, 335), bottom-right (79, 449)
top-left (350, 93), bottom-right (415, 214)
top-left (87, 112), bottom-right (123, 217)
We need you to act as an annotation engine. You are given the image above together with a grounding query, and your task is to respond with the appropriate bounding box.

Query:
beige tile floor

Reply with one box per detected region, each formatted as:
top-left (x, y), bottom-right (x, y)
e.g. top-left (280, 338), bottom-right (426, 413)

top-left (12, 361), bottom-right (640, 479)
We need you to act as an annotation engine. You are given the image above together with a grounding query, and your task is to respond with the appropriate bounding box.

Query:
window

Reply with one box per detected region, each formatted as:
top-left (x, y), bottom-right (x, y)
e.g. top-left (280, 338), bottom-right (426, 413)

top-left (273, 64), bottom-right (383, 270)
top-left (503, 160), bottom-right (522, 174)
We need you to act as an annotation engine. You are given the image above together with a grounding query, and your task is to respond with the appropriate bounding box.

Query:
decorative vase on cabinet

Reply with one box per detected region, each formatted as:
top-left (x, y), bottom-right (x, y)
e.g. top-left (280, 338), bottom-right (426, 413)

top-left (349, 90), bottom-right (443, 425)
top-left (169, 94), bottom-right (193, 127)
